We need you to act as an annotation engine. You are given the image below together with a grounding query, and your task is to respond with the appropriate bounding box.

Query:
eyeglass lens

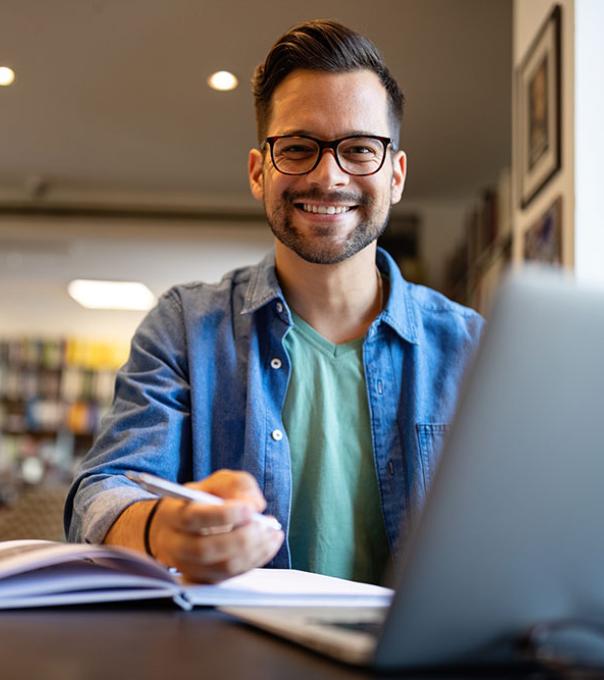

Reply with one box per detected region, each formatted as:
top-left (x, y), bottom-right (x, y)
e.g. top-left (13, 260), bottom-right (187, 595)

top-left (271, 136), bottom-right (386, 175)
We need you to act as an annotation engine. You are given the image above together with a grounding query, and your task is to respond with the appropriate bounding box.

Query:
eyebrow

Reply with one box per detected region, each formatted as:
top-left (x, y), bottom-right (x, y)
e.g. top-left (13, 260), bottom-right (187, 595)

top-left (276, 129), bottom-right (381, 139)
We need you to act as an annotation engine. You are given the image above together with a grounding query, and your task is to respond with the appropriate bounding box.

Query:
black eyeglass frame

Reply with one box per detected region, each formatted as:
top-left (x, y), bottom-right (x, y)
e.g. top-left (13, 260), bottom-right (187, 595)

top-left (264, 134), bottom-right (394, 177)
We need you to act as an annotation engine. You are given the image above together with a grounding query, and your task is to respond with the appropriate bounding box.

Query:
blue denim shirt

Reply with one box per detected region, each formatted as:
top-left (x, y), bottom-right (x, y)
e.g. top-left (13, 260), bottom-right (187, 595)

top-left (65, 248), bottom-right (483, 567)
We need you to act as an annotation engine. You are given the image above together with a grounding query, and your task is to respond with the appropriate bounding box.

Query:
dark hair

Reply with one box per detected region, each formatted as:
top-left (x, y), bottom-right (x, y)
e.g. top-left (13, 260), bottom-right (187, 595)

top-left (252, 19), bottom-right (404, 148)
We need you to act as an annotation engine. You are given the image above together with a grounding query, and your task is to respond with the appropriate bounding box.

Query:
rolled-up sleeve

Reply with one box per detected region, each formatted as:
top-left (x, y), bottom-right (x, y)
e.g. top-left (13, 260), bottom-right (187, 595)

top-left (64, 289), bottom-right (192, 543)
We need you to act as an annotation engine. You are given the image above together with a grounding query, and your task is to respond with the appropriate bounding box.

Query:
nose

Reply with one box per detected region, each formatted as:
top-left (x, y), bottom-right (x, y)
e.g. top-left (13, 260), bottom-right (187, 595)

top-left (307, 149), bottom-right (350, 188)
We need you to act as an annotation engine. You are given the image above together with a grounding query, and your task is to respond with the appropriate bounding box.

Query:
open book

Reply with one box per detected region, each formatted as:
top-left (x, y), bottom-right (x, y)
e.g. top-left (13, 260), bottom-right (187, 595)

top-left (0, 540), bottom-right (393, 610)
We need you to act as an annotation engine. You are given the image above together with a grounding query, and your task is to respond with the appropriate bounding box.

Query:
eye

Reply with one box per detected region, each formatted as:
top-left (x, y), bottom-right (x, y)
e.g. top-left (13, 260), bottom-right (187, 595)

top-left (282, 144), bottom-right (314, 154)
top-left (339, 139), bottom-right (382, 162)
top-left (274, 138), bottom-right (317, 158)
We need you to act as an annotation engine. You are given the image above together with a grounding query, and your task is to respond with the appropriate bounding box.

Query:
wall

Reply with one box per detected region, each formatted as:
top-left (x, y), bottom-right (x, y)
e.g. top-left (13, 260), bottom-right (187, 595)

top-left (574, 0), bottom-right (604, 283)
top-left (0, 219), bottom-right (273, 342)
top-left (512, 0), bottom-right (575, 267)
top-left (0, 196), bottom-right (470, 345)
top-left (403, 198), bottom-right (472, 292)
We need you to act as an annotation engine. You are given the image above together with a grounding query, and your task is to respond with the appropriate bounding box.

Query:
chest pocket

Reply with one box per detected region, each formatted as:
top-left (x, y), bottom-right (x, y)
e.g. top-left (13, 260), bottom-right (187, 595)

top-left (415, 423), bottom-right (450, 489)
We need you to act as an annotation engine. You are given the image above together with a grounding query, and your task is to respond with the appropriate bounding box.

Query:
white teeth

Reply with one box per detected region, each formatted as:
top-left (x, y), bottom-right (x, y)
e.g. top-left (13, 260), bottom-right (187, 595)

top-left (301, 204), bottom-right (352, 214)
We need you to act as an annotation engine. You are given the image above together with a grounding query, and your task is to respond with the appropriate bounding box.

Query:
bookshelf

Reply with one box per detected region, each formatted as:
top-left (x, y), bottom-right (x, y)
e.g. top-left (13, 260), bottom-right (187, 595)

top-left (0, 337), bottom-right (128, 504)
top-left (444, 168), bottom-right (512, 315)
top-left (377, 212), bottom-right (427, 286)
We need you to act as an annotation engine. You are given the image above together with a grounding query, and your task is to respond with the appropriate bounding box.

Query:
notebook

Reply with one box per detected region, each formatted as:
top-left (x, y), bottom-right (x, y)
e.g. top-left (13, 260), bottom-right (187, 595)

top-left (221, 267), bottom-right (604, 670)
top-left (0, 539), bottom-right (391, 610)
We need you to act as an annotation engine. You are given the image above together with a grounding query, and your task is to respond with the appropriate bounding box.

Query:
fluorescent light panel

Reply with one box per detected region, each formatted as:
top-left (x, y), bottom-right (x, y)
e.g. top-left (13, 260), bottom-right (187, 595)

top-left (68, 279), bottom-right (156, 311)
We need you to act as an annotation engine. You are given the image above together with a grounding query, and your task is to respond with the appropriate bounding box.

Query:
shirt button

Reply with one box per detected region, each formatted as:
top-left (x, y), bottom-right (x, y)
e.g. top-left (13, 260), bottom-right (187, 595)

top-left (387, 460), bottom-right (395, 476)
top-left (270, 358), bottom-right (282, 369)
top-left (276, 301), bottom-right (284, 313)
top-left (377, 379), bottom-right (384, 395)
top-left (271, 429), bottom-right (283, 442)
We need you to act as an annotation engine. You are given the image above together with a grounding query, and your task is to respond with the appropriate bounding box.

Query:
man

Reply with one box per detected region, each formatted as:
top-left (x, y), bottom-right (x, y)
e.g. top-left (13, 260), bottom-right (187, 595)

top-left (65, 20), bottom-right (483, 585)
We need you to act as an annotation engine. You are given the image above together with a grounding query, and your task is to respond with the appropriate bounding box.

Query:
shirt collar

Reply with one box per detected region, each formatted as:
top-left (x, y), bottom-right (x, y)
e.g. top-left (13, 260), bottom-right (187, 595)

top-left (375, 247), bottom-right (419, 345)
top-left (241, 251), bottom-right (283, 315)
top-left (241, 247), bottom-right (419, 345)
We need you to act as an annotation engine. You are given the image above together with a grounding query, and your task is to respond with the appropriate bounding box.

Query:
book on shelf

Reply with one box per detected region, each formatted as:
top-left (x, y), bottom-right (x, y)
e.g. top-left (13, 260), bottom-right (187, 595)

top-left (0, 540), bottom-right (392, 611)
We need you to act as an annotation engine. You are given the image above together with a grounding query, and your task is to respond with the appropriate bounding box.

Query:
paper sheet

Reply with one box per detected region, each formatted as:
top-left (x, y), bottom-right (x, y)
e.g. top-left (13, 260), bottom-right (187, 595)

top-left (183, 568), bottom-right (393, 607)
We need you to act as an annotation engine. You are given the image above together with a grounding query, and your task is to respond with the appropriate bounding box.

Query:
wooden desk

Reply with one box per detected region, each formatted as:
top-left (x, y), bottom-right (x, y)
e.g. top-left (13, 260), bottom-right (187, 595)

top-left (0, 603), bottom-right (541, 680)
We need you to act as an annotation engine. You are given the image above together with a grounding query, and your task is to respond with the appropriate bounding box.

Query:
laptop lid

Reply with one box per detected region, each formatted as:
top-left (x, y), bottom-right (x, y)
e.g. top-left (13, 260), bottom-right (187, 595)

top-left (375, 268), bottom-right (604, 669)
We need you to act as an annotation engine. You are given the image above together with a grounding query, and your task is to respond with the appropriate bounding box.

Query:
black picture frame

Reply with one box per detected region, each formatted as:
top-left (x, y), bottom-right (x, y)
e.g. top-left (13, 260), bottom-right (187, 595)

top-left (517, 5), bottom-right (562, 209)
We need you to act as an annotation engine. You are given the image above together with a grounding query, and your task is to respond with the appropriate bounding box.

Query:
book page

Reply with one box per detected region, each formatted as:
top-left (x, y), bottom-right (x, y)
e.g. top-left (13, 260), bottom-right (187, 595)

top-left (0, 540), bottom-right (182, 609)
top-left (0, 540), bottom-right (55, 561)
top-left (0, 542), bottom-right (392, 610)
top-left (183, 569), bottom-right (393, 607)
top-left (0, 561), bottom-right (174, 598)
top-left (0, 540), bottom-right (174, 584)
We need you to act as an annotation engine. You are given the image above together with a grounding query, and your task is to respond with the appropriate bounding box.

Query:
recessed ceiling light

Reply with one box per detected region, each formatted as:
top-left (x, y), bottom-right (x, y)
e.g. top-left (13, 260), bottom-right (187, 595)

top-left (207, 70), bottom-right (238, 92)
top-left (67, 279), bottom-right (156, 311)
top-left (0, 66), bottom-right (16, 87)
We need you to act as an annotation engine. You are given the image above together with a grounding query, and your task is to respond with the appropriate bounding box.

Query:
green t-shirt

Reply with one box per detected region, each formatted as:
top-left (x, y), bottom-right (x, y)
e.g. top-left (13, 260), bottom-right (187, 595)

top-left (282, 312), bottom-right (390, 584)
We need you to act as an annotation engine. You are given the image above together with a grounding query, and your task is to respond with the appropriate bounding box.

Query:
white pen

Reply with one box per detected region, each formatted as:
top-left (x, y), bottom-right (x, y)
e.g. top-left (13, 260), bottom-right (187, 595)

top-left (125, 470), bottom-right (282, 531)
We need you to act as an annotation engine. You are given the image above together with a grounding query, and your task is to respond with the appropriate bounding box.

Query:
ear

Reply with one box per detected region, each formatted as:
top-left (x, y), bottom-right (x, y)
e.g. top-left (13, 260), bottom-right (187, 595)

top-left (390, 150), bottom-right (407, 205)
top-left (248, 148), bottom-right (265, 202)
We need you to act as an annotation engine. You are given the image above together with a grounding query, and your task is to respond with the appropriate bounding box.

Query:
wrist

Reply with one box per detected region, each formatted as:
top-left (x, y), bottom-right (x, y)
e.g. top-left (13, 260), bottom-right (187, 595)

top-left (143, 499), bottom-right (163, 558)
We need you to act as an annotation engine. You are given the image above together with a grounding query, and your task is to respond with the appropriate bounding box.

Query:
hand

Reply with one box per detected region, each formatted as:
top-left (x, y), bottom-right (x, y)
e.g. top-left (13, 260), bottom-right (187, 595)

top-left (148, 469), bottom-right (284, 583)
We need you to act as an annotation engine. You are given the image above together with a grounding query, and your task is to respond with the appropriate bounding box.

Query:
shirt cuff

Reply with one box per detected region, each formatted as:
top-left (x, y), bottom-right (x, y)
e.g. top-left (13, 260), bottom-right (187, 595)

top-left (74, 479), bottom-right (157, 545)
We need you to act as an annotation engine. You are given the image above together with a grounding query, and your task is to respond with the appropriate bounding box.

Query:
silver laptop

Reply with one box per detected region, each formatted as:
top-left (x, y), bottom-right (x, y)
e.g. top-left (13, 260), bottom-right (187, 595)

top-left (222, 268), bottom-right (604, 670)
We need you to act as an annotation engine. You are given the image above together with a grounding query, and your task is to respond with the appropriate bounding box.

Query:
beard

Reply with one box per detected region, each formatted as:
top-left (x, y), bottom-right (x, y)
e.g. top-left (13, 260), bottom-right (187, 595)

top-left (265, 187), bottom-right (391, 265)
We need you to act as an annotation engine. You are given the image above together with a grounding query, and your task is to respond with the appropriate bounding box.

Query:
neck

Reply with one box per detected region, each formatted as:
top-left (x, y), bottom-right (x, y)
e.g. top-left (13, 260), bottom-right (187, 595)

top-left (274, 241), bottom-right (384, 344)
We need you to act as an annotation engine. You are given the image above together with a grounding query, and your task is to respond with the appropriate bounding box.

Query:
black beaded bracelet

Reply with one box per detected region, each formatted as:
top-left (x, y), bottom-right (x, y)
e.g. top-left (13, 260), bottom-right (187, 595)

top-left (143, 499), bottom-right (163, 557)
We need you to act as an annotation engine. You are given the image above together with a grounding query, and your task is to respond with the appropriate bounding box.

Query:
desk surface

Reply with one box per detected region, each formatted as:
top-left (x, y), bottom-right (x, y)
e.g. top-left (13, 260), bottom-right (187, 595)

top-left (0, 603), bottom-right (544, 680)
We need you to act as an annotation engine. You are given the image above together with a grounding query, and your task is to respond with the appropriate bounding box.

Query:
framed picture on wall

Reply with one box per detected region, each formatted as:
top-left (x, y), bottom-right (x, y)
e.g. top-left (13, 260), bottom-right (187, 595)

top-left (523, 196), bottom-right (562, 265)
top-left (517, 5), bottom-right (562, 209)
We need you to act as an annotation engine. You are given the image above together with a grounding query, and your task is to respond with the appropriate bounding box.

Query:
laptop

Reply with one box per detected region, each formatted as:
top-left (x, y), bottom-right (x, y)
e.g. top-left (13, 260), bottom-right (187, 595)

top-left (221, 267), bottom-right (604, 670)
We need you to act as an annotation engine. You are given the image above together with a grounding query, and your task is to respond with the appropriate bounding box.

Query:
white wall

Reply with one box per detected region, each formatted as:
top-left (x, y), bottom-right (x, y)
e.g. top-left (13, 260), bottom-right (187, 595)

top-left (402, 198), bottom-right (471, 291)
top-left (574, 0), bottom-right (604, 283)
top-left (0, 219), bottom-right (272, 341)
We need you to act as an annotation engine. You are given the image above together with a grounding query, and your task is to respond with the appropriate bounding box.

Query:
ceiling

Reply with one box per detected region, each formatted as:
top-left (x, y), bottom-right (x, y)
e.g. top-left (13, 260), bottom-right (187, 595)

top-left (0, 0), bottom-right (512, 209)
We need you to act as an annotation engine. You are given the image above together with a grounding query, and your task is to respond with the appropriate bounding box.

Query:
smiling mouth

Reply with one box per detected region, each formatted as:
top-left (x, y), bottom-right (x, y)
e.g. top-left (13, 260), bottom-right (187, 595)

top-left (295, 203), bottom-right (357, 215)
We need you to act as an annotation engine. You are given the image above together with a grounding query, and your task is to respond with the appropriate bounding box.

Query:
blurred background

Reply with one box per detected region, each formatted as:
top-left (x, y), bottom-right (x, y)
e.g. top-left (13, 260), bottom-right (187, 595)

top-left (2, 0), bottom-right (583, 538)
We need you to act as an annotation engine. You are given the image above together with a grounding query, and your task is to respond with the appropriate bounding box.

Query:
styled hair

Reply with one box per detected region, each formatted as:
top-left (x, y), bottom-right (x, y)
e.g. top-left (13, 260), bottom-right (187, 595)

top-left (252, 19), bottom-right (404, 148)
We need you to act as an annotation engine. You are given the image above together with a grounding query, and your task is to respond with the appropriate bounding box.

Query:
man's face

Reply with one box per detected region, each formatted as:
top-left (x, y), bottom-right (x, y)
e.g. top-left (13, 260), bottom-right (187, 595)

top-left (248, 69), bottom-right (407, 265)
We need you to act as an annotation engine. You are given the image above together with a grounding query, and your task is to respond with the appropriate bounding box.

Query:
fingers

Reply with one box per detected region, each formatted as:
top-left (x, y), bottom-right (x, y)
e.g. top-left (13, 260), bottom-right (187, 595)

top-left (175, 522), bottom-right (280, 565)
top-left (162, 523), bottom-right (285, 583)
top-left (148, 479), bottom-right (284, 583)
top-left (189, 470), bottom-right (267, 513)
top-left (170, 499), bottom-right (254, 533)
top-left (186, 534), bottom-right (283, 583)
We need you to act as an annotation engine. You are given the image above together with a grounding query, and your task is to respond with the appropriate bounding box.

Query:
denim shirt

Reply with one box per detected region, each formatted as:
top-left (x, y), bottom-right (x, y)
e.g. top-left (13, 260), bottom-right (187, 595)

top-left (65, 248), bottom-right (484, 567)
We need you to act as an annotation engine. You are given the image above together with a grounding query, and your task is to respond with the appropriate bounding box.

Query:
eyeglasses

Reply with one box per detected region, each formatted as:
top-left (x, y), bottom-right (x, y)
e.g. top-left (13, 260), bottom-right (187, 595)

top-left (264, 134), bottom-right (393, 176)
